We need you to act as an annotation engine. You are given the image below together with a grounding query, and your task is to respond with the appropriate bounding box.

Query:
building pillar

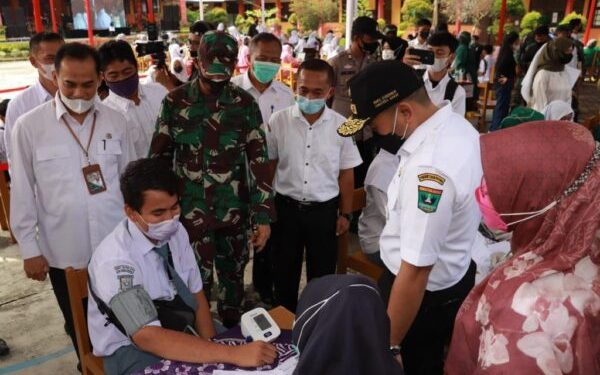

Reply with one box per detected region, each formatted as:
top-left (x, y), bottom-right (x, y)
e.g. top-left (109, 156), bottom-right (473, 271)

top-left (179, 0), bottom-right (187, 25)
top-left (565, 0), bottom-right (575, 15)
top-left (497, 0), bottom-right (507, 45)
top-left (391, 0), bottom-right (401, 29)
top-left (377, 0), bottom-right (384, 20)
top-left (32, 0), bottom-right (43, 32)
top-left (584, 0), bottom-right (597, 44)
top-left (49, 0), bottom-right (58, 32)
top-left (276, 0), bottom-right (282, 20)
top-left (238, 0), bottom-right (245, 16)
top-left (84, 0), bottom-right (94, 45)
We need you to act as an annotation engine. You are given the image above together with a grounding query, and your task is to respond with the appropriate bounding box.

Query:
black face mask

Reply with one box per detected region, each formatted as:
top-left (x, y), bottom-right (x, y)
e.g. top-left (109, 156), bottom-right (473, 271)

top-left (373, 132), bottom-right (405, 154)
top-left (560, 53), bottom-right (573, 64)
top-left (419, 30), bottom-right (430, 40)
top-left (174, 64), bottom-right (183, 74)
top-left (361, 40), bottom-right (379, 54)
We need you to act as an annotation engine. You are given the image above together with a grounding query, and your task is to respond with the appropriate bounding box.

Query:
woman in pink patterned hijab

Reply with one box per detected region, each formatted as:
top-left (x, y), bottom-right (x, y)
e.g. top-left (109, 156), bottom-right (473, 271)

top-left (445, 121), bottom-right (600, 375)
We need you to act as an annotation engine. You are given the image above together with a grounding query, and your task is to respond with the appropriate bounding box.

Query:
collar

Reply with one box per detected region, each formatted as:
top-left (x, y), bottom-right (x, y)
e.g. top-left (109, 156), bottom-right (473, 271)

top-left (291, 103), bottom-right (332, 124)
top-left (241, 71), bottom-right (284, 95)
top-left (422, 70), bottom-right (450, 88)
top-left (399, 103), bottom-right (453, 156)
top-left (53, 92), bottom-right (99, 122)
top-left (105, 85), bottom-right (145, 110)
top-left (34, 79), bottom-right (54, 102)
top-left (126, 218), bottom-right (158, 255)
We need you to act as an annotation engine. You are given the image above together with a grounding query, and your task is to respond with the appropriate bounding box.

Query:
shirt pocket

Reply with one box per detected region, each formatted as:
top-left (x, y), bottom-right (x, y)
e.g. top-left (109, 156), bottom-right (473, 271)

top-left (34, 145), bottom-right (73, 186)
top-left (95, 139), bottom-right (122, 183)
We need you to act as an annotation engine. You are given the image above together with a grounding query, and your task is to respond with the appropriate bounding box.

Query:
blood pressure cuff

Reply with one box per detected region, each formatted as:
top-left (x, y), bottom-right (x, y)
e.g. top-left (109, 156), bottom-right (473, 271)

top-left (109, 285), bottom-right (159, 337)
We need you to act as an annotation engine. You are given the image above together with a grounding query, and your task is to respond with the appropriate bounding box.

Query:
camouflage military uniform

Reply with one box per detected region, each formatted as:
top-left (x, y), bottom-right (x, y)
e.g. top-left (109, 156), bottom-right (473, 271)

top-left (149, 72), bottom-right (275, 325)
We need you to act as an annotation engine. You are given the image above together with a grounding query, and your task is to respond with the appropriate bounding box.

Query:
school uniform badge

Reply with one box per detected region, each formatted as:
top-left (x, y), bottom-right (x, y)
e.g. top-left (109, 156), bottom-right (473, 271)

top-left (418, 186), bottom-right (443, 213)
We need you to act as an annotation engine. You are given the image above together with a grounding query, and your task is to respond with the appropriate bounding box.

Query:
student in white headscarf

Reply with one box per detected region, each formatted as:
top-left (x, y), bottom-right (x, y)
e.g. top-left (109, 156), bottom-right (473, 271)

top-left (217, 22), bottom-right (225, 31)
top-left (542, 100), bottom-right (575, 121)
top-left (228, 25), bottom-right (241, 41)
top-left (288, 30), bottom-right (299, 46)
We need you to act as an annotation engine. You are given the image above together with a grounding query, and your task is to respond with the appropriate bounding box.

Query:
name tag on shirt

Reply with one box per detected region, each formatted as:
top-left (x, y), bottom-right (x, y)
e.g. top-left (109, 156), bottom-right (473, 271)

top-left (82, 164), bottom-right (107, 195)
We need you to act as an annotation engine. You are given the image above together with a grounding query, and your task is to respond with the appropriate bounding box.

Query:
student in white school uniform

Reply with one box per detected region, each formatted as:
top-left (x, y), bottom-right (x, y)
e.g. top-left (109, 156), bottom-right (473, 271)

top-left (88, 159), bottom-right (277, 375)
top-left (99, 40), bottom-right (168, 158)
top-left (422, 32), bottom-right (467, 116)
top-left (4, 32), bottom-right (64, 166)
top-left (267, 59), bottom-right (362, 312)
top-left (230, 32), bottom-right (295, 305)
top-left (338, 61), bottom-right (481, 375)
top-left (9, 43), bottom-right (136, 369)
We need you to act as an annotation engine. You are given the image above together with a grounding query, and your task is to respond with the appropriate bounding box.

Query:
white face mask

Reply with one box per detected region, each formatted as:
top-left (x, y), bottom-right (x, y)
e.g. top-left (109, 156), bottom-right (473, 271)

top-left (59, 91), bottom-right (95, 114)
top-left (39, 63), bottom-right (55, 81)
top-left (138, 213), bottom-right (180, 242)
top-left (429, 57), bottom-right (449, 73)
top-left (382, 49), bottom-right (395, 60)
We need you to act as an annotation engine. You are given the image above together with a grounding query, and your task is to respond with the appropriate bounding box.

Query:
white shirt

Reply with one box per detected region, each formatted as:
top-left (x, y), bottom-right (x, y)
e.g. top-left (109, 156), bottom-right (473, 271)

top-left (408, 38), bottom-right (429, 71)
top-left (380, 103), bottom-right (482, 291)
top-left (479, 55), bottom-right (494, 83)
top-left (267, 104), bottom-right (362, 202)
top-left (423, 71), bottom-right (467, 116)
top-left (102, 83), bottom-right (168, 158)
top-left (4, 80), bottom-right (53, 166)
top-left (231, 71), bottom-right (296, 128)
top-left (10, 95), bottom-right (135, 269)
top-left (88, 219), bottom-right (203, 357)
top-left (358, 150), bottom-right (399, 255)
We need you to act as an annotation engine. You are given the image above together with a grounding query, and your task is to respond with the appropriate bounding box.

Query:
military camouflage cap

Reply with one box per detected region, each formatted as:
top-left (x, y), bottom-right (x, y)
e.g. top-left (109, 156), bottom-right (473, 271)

top-left (199, 31), bottom-right (238, 65)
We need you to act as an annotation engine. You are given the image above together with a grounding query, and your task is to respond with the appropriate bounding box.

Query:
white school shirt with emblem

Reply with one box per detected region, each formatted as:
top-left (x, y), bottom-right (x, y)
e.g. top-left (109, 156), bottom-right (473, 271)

top-left (102, 82), bottom-right (168, 158)
top-left (88, 219), bottom-right (203, 357)
top-left (4, 80), bottom-right (53, 166)
top-left (267, 104), bottom-right (362, 202)
top-left (422, 70), bottom-right (467, 116)
top-left (380, 102), bottom-right (482, 291)
top-left (231, 71), bottom-right (296, 129)
top-left (10, 94), bottom-right (136, 269)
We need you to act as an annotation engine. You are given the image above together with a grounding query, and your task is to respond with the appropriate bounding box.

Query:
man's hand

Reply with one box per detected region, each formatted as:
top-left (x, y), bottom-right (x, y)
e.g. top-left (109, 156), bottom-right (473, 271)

top-left (336, 216), bottom-right (350, 236)
top-left (24, 255), bottom-right (49, 281)
top-left (402, 50), bottom-right (421, 66)
top-left (231, 341), bottom-right (277, 367)
top-left (155, 66), bottom-right (176, 91)
top-left (252, 224), bottom-right (271, 252)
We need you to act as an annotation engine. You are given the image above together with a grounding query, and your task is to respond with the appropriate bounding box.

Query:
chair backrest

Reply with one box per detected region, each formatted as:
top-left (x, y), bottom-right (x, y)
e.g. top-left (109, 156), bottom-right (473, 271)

top-left (65, 267), bottom-right (93, 363)
top-left (336, 188), bottom-right (366, 273)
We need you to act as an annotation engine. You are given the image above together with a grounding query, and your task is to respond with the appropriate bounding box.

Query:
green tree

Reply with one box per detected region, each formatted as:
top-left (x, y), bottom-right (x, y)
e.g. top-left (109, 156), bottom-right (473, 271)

top-left (396, 0), bottom-right (432, 35)
top-left (560, 12), bottom-right (586, 28)
top-left (357, 0), bottom-right (374, 17)
top-left (291, 0), bottom-right (338, 31)
top-left (520, 11), bottom-right (542, 38)
top-left (488, 0), bottom-right (525, 37)
top-left (205, 7), bottom-right (229, 25)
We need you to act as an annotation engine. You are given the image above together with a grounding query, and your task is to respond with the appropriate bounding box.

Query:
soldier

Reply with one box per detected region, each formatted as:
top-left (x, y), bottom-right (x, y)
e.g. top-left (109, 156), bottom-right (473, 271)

top-left (149, 31), bottom-right (275, 328)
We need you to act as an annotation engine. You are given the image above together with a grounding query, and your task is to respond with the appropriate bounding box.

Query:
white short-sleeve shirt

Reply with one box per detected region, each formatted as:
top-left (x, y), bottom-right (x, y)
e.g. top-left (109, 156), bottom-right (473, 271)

top-left (380, 103), bottom-right (482, 291)
top-left (88, 219), bottom-right (203, 357)
top-left (267, 104), bottom-right (362, 202)
top-left (422, 71), bottom-right (467, 116)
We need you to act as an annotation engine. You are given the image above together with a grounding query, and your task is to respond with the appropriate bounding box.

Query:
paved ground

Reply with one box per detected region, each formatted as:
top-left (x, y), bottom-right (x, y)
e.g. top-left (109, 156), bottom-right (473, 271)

top-left (0, 61), bottom-right (38, 100)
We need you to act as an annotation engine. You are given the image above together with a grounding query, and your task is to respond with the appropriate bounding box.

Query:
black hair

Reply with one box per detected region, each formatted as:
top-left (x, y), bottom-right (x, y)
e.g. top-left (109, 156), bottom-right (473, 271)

top-left (120, 158), bottom-right (178, 211)
top-left (483, 44), bottom-right (493, 54)
top-left (435, 22), bottom-right (449, 33)
top-left (55, 42), bottom-right (101, 74)
top-left (427, 31), bottom-right (459, 53)
top-left (556, 24), bottom-right (572, 34)
top-left (250, 32), bottom-right (282, 53)
top-left (0, 99), bottom-right (9, 118)
top-left (297, 58), bottom-right (334, 86)
top-left (416, 19), bottom-right (432, 28)
top-left (569, 18), bottom-right (582, 29)
top-left (190, 21), bottom-right (214, 36)
top-left (534, 25), bottom-right (550, 36)
top-left (29, 32), bottom-right (63, 54)
top-left (497, 31), bottom-right (520, 66)
top-left (98, 40), bottom-right (137, 71)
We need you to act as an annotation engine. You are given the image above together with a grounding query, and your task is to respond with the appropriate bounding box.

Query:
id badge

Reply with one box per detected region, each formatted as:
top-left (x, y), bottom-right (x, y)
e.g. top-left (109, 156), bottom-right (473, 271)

top-left (82, 164), bottom-right (107, 195)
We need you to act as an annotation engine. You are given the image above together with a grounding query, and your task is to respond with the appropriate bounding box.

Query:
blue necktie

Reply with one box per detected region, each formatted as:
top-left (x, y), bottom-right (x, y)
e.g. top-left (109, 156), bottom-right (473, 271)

top-left (153, 244), bottom-right (198, 311)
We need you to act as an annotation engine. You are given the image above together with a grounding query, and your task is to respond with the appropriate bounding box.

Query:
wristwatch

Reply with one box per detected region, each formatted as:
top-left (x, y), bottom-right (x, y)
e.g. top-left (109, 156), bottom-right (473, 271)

top-left (390, 345), bottom-right (402, 357)
top-left (340, 213), bottom-right (353, 221)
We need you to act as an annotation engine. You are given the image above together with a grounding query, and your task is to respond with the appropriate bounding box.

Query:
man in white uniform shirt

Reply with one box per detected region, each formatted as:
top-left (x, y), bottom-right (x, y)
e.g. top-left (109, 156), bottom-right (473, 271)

top-left (338, 60), bottom-right (481, 375)
top-left (404, 18), bottom-right (432, 73)
top-left (422, 32), bottom-right (467, 116)
top-left (231, 32), bottom-right (295, 306)
top-left (4, 32), bottom-right (64, 166)
top-left (99, 40), bottom-right (167, 158)
top-left (88, 159), bottom-right (276, 375)
top-left (10, 43), bottom-right (135, 367)
top-left (268, 59), bottom-right (362, 312)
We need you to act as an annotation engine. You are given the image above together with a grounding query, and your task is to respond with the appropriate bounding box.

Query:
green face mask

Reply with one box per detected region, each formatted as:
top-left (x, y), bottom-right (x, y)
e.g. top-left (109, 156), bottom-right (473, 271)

top-left (252, 61), bottom-right (281, 84)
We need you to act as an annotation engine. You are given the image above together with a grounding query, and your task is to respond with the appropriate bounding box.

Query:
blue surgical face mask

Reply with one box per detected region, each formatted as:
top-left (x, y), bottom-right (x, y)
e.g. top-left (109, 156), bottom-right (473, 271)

top-left (296, 95), bottom-right (326, 115)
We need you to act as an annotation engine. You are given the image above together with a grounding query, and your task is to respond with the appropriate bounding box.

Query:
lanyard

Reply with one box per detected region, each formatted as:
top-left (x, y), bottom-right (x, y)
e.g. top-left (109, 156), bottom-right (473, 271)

top-left (61, 113), bottom-right (97, 165)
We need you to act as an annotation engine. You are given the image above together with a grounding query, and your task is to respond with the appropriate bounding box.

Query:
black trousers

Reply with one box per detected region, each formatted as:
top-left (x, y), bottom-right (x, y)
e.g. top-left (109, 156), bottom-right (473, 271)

top-left (378, 260), bottom-right (476, 375)
top-left (271, 194), bottom-right (338, 313)
top-left (49, 267), bottom-right (87, 361)
top-left (252, 238), bottom-right (274, 303)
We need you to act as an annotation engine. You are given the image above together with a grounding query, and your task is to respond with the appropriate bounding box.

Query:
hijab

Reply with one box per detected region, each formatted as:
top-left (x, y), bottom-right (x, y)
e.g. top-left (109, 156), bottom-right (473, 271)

top-left (292, 274), bottom-right (403, 375)
top-left (543, 100), bottom-right (575, 121)
top-left (537, 36), bottom-right (574, 72)
top-left (446, 121), bottom-right (600, 375)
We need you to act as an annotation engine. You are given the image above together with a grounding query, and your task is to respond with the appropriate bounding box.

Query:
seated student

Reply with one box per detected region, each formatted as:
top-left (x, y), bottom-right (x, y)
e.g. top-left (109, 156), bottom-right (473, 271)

top-left (292, 274), bottom-right (404, 374)
top-left (87, 158), bottom-right (277, 375)
top-left (422, 32), bottom-right (467, 116)
top-left (99, 40), bottom-right (168, 158)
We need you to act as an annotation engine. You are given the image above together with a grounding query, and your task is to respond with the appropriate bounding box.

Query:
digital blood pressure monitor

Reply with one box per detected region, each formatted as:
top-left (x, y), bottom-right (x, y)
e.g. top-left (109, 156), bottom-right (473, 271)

top-left (240, 307), bottom-right (281, 342)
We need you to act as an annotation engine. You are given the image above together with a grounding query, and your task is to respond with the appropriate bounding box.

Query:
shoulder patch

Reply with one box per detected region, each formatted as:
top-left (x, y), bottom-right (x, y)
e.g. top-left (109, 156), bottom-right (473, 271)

top-left (418, 173), bottom-right (446, 185)
top-left (417, 186), bottom-right (443, 213)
